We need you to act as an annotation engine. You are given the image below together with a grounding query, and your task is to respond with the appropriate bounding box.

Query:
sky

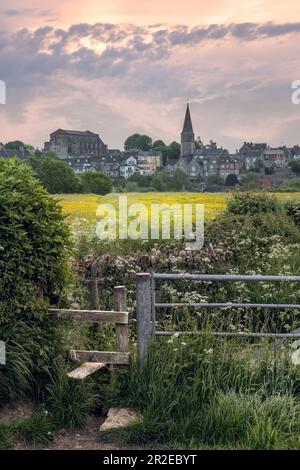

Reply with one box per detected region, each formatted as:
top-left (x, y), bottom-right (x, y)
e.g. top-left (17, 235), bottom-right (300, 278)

top-left (1, 1), bottom-right (300, 151)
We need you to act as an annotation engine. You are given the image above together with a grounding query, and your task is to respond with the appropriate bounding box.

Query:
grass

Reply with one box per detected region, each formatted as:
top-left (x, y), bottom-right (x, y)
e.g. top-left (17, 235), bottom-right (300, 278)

top-left (0, 413), bottom-right (55, 449)
top-left (103, 335), bottom-right (300, 450)
top-left (45, 366), bottom-right (98, 429)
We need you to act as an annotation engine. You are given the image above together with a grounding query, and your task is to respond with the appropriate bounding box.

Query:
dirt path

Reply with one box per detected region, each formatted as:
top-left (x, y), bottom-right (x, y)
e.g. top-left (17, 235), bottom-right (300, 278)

top-left (0, 402), bottom-right (141, 450)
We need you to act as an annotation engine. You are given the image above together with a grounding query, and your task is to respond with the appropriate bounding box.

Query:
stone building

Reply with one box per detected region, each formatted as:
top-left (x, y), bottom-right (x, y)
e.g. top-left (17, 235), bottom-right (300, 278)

top-left (239, 142), bottom-right (268, 170)
top-left (44, 129), bottom-right (107, 160)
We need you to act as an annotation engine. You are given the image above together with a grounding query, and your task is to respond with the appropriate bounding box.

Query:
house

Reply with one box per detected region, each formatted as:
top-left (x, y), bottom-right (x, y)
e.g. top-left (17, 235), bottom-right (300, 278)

top-left (136, 151), bottom-right (162, 175)
top-left (67, 156), bottom-right (97, 174)
top-left (186, 157), bottom-right (204, 178)
top-left (119, 155), bottom-right (140, 179)
top-left (263, 148), bottom-right (288, 168)
top-left (239, 142), bottom-right (268, 170)
top-left (96, 155), bottom-right (121, 178)
top-left (165, 157), bottom-right (179, 175)
top-left (218, 155), bottom-right (242, 178)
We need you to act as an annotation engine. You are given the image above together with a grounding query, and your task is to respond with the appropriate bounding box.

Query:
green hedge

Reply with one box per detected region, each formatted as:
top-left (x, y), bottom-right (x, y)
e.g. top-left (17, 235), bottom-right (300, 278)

top-left (0, 159), bottom-right (71, 404)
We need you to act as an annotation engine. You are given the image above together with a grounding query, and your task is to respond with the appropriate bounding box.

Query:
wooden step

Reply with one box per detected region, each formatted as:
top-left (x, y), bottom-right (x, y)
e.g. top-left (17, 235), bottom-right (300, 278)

top-left (67, 362), bottom-right (108, 380)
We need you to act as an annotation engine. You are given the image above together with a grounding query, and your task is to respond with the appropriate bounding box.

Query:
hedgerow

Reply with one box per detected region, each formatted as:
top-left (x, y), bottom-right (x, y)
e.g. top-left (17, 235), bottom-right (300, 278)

top-left (0, 159), bottom-right (72, 404)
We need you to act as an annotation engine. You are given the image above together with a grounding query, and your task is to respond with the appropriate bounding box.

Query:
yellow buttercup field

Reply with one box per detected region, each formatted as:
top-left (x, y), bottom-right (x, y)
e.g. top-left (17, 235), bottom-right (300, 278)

top-left (57, 192), bottom-right (300, 230)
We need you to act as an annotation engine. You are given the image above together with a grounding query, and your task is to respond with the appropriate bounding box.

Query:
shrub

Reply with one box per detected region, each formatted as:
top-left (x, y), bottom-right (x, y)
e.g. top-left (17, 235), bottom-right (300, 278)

top-left (227, 192), bottom-right (278, 215)
top-left (29, 154), bottom-right (80, 193)
top-left (0, 158), bottom-right (71, 404)
top-left (80, 171), bottom-right (112, 195)
top-left (284, 200), bottom-right (300, 227)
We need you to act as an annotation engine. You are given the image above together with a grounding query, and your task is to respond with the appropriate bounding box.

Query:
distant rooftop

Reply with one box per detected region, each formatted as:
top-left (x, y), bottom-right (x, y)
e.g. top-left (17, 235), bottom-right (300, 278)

top-left (51, 129), bottom-right (99, 136)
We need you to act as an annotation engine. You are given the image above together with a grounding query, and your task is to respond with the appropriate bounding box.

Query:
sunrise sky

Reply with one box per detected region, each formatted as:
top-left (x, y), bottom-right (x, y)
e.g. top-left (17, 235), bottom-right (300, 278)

top-left (1, 0), bottom-right (300, 150)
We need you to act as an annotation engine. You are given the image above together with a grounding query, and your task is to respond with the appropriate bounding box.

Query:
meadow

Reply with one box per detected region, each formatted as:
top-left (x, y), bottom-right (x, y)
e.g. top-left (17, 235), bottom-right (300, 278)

top-left (5, 161), bottom-right (300, 450)
top-left (58, 192), bottom-right (300, 227)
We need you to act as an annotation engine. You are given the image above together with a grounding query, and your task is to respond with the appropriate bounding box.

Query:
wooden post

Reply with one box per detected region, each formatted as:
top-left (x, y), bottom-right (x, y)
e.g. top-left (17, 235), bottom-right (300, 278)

top-left (114, 286), bottom-right (129, 353)
top-left (90, 262), bottom-right (99, 310)
top-left (136, 273), bottom-right (152, 366)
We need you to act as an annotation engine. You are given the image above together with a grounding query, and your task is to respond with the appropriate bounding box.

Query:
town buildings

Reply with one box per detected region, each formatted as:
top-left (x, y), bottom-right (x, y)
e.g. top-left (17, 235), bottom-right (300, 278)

top-left (2, 102), bottom-right (299, 188)
top-left (44, 132), bottom-right (162, 178)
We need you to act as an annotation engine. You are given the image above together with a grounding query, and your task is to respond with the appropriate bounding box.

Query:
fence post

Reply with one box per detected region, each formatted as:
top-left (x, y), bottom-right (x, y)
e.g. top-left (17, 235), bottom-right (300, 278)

top-left (89, 262), bottom-right (99, 310)
top-left (114, 286), bottom-right (129, 353)
top-left (136, 273), bottom-right (152, 366)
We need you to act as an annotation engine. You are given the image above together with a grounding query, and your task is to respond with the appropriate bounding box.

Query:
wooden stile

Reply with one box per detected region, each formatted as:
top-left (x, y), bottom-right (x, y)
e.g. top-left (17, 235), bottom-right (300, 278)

top-left (67, 362), bottom-right (108, 380)
top-left (48, 309), bottom-right (128, 324)
top-left (71, 350), bottom-right (130, 365)
top-left (49, 284), bottom-right (131, 379)
top-left (114, 286), bottom-right (130, 353)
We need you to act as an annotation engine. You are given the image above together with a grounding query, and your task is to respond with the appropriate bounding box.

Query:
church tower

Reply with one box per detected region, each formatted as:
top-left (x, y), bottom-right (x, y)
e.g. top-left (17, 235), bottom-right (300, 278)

top-left (180, 102), bottom-right (195, 158)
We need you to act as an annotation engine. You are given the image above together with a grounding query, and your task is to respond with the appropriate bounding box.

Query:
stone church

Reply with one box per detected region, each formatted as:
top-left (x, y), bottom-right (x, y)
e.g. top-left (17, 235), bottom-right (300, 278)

top-left (166, 103), bottom-right (240, 180)
top-left (180, 102), bottom-right (195, 157)
top-left (44, 129), bottom-right (107, 159)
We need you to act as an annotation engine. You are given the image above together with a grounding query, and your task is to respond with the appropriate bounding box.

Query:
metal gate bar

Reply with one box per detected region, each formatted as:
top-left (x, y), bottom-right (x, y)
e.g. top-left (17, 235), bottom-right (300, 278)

top-left (136, 272), bottom-right (300, 365)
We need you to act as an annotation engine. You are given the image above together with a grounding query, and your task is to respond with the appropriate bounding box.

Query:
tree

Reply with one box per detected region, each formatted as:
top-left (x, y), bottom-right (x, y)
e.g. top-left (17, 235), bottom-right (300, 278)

top-left (80, 171), bottom-right (112, 195)
top-left (207, 140), bottom-right (217, 149)
top-left (124, 134), bottom-right (152, 151)
top-left (172, 169), bottom-right (188, 191)
top-left (168, 141), bottom-right (181, 158)
top-left (207, 174), bottom-right (224, 185)
top-left (127, 173), bottom-right (152, 188)
top-left (125, 181), bottom-right (140, 192)
top-left (159, 141), bottom-right (181, 164)
top-left (194, 136), bottom-right (204, 150)
top-left (152, 170), bottom-right (173, 191)
top-left (252, 158), bottom-right (264, 173)
top-left (289, 160), bottom-right (300, 176)
top-left (152, 140), bottom-right (166, 149)
top-left (5, 140), bottom-right (25, 149)
top-left (29, 154), bottom-right (80, 194)
top-left (5, 140), bottom-right (34, 153)
top-left (242, 172), bottom-right (262, 190)
top-left (34, 148), bottom-right (43, 158)
top-left (225, 174), bottom-right (239, 186)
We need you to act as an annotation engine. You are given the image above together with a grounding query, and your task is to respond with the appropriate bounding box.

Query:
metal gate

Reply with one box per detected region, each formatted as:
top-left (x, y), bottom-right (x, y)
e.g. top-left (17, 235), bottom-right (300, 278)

top-left (136, 272), bottom-right (300, 364)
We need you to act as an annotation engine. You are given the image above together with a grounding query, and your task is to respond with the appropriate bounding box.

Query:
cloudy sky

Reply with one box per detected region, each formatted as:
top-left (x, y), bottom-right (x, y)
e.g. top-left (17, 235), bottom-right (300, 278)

top-left (1, 0), bottom-right (300, 151)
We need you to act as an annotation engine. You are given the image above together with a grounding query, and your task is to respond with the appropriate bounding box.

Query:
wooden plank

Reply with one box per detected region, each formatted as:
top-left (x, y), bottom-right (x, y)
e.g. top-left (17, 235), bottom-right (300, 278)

top-left (136, 273), bottom-right (152, 365)
top-left (71, 350), bottom-right (130, 365)
top-left (67, 362), bottom-right (107, 380)
top-left (114, 286), bottom-right (129, 353)
top-left (48, 309), bottom-right (128, 324)
top-left (89, 263), bottom-right (100, 309)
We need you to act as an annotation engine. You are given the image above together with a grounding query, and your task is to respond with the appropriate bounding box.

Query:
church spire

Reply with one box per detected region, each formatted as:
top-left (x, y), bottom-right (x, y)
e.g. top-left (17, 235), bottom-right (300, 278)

top-left (182, 102), bottom-right (194, 133)
top-left (181, 102), bottom-right (195, 157)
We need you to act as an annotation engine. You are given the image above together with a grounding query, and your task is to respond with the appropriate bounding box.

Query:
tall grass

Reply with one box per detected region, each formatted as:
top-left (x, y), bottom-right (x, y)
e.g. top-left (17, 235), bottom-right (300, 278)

top-left (106, 335), bottom-right (300, 449)
top-left (45, 366), bottom-right (98, 428)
